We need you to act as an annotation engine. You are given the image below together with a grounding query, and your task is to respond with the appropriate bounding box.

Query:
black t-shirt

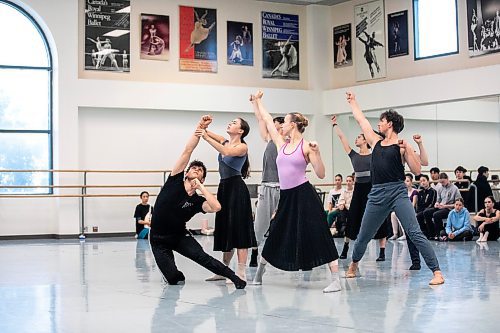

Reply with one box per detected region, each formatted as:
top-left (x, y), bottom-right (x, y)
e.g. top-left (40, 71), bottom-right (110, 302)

top-left (134, 204), bottom-right (152, 234)
top-left (151, 172), bottom-right (206, 235)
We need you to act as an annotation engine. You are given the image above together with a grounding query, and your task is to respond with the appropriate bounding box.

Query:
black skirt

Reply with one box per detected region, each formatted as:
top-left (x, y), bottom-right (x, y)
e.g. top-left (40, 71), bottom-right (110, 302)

top-left (262, 181), bottom-right (339, 271)
top-left (213, 176), bottom-right (256, 251)
top-left (346, 181), bottom-right (389, 240)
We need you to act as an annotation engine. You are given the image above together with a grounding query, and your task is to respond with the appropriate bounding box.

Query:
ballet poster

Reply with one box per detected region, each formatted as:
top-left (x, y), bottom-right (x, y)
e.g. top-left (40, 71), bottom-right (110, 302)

top-left (84, 0), bottom-right (130, 72)
top-left (179, 6), bottom-right (217, 73)
top-left (387, 10), bottom-right (408, 58)
top-left (354, 0), bottom-right (386, 81)
top-left (467, 0), bottom-right (500, 57)
top-left (333, 24), bottom-right (352, 68)
top-left (227, 21), bottom-right (253, 66)
top-left (262, 11), bottom-right (300, 80)
top-left (140, 14), bottom-right (170, 61)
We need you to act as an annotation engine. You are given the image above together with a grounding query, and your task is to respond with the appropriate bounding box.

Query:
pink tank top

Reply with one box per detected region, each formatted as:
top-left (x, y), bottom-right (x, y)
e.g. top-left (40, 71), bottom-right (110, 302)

top-left (276, 139), bottom-right (308, 190)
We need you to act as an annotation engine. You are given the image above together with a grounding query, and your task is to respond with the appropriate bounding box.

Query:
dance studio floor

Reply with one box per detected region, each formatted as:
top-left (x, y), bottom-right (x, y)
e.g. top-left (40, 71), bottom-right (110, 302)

top-left (0, 236), bottom-right (498, 332)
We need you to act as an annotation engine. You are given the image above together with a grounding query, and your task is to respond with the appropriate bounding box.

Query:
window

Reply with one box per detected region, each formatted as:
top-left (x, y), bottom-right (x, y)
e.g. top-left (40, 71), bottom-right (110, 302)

top-left (413, 0), bottom-right (458, 60)
top-left (0, 1), bottom-right (53, 194)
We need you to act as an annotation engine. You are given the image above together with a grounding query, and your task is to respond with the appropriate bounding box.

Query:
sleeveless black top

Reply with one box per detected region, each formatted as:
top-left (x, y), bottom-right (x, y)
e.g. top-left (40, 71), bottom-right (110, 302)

top-left (371, 140), bottom-right (405, 185)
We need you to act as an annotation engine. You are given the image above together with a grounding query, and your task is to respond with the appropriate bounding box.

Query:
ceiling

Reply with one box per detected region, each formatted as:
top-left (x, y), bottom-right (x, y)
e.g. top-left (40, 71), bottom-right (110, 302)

top-left (255, 0), bottom-right (350, 6)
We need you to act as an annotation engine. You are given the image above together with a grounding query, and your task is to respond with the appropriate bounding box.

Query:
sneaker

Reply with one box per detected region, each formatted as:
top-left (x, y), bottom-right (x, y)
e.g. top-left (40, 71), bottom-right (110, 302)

top-left (409, 263), bottom-right (421, 270)
top-left (376, 255), bottom-right (385, 262)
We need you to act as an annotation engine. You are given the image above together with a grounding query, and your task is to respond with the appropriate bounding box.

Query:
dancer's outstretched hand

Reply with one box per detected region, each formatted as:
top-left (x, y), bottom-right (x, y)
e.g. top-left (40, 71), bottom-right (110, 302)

top-left (309, 141), bottom-right (320, 152)
top-left (249, 94), bottom-right (256, 102)
top-left (398, 139), bottom-right (409, 151)
top-left (331, 115), bottom-right (338, 125)
top-left (346, 91), bottom-right (356, 103)
top-left (413, 134), bottom-right (422, 144)
top-left (255, 90), bottom-right (264, 99)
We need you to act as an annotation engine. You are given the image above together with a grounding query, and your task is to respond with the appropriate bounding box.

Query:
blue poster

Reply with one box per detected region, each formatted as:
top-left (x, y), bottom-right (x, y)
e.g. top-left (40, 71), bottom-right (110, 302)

top-left (262, 11), bottom-right (299, 80)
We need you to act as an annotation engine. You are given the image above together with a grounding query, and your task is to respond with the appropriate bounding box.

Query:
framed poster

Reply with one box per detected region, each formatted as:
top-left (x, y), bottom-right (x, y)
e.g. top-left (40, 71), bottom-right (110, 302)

top-left (387, 10), bottom-right (409, 58)
top-left (140, 14), bottom-right (170, 61)
top-left (262, 11), bottom-right (299, 80)
top-left (333, 24), bottom-right (352, 68)
top-left (227, 21), bottom-right (253, 66)
top-left (179, 6), bottom-right (217, 73)
top-left (354, 0), bottom-right (386, 81)
top-left (84, 0), bottom-right (130, 72)
top-left (467, 0), bottom-right (500, 57)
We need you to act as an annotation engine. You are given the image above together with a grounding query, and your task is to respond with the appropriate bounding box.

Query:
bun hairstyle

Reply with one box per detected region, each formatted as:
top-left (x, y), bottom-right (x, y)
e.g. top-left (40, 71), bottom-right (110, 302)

top-left (288, 112), bottom-right (309, 133)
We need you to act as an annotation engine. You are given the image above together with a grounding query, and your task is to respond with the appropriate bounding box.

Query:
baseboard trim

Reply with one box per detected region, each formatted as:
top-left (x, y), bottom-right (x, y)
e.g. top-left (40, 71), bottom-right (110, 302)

top-left (0, 232), bottom-right (135, 240)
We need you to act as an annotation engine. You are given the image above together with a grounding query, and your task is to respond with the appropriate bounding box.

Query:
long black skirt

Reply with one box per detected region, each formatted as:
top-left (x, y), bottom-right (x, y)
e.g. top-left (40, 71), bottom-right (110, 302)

top-left (262, 181), bottom-right (339, 271)
top-left (214, 176), bottom-right (257, 252)
top-left (346, 181), bottom-right (389, 240)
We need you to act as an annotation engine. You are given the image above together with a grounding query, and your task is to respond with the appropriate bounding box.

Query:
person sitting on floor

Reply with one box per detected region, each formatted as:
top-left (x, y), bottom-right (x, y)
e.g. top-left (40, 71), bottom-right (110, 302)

top-left (325, 174), bottom-right (343, 228)
top-left (331, 175), bottom-right (354, 237)
top-left (439, 198), bottom-right (473, 242)
top-left (473, 196), bottom-right (499, 242)
top-left (134, 191), bottom-right (153, 239)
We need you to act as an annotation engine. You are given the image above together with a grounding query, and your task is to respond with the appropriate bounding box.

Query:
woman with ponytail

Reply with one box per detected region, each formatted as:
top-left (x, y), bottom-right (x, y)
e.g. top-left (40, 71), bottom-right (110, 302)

top-left (200, 115), bottom-right (256, 282)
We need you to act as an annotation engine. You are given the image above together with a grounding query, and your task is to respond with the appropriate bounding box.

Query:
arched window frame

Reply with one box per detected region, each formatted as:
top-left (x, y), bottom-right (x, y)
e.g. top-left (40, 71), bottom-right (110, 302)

top-left (0, 0), bottom-right (53, 194)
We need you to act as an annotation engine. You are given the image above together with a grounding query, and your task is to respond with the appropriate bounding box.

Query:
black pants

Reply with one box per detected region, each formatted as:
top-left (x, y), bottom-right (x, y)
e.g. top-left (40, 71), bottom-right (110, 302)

top-left (150, 233), bottom-right (237, 284)
top-left (423, 208), bottom-right (450, 237)
top-left (439, 229), bottom-right (473, 241)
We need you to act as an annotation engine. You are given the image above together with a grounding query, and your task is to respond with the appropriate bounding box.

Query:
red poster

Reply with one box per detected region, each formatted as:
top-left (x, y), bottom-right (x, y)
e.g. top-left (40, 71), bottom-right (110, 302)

top-left (179, 6), bottom-right (217, 73)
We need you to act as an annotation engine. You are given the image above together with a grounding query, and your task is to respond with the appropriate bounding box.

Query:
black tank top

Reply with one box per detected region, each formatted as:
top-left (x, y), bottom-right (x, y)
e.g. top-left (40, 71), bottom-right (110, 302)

top-left (371, 140), bottom-right (405, 185)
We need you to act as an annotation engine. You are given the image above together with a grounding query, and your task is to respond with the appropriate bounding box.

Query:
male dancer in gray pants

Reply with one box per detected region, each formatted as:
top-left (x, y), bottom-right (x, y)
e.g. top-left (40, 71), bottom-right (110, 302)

top-left (344, 92), bottom-right (444, 285)
top-left (249, 94), bottom-right (284, 266)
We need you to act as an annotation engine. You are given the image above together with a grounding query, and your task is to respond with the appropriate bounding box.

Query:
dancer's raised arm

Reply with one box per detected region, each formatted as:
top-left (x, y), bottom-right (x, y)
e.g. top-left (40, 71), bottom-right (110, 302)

top-left (171, 127), bottom-right (204, 176)
top-left (413, 134), bottom-right (429, 166)
top-left (346, 92), bottom-right (379, 147)
top-left (250, 94), bottom-right (270, 142)
top-left (331, 115), bottom-right (352, 154)
top-left (399, 140), bottom-right (422, 175)
top-left (307, 141), bottom-right (326, 179)
top-left (253, 91), bottom-right (286, 148)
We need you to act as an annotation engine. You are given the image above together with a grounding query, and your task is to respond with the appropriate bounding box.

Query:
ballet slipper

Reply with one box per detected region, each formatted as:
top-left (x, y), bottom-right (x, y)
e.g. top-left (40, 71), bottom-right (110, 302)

top-left (250, 262), bottom-right (266, 285)
top-left (205, 275), bottom-right (226, 282)
top-left (323, 272), bottom-right (341, 293)
top-left (429, 271), bottom-right (445, 285)
top-left (345, 262), bottom-right (358, 278)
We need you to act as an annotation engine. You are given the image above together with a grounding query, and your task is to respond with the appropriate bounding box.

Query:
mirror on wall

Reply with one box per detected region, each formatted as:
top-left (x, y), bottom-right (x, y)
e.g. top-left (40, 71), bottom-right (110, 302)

top-left (332, 95), bottom-right (500, 181)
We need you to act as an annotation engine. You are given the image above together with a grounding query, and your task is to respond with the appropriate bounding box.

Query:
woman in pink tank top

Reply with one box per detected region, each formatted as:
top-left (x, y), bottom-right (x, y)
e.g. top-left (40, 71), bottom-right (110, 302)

top-left (250, 91), bottom-right (341, 293)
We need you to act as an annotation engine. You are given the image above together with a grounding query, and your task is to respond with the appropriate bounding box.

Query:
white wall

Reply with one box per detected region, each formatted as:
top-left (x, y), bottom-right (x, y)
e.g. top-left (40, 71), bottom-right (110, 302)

top-left (1, 0), bottom-right (499, 236)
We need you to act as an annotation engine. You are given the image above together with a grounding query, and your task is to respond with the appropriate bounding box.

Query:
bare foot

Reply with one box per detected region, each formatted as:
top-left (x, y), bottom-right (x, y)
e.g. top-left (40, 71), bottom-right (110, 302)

top-left (429, 271), bottom-right (445, 285)
top-left (345, 262), bottom-right (358, 278)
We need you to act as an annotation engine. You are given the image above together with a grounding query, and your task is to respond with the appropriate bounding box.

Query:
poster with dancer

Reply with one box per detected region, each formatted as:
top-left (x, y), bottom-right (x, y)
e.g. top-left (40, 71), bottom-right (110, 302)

top-left (387, 10), bottom-right (408, 58)
top-left (84, 0), bottom-right (130, 72)
top-left (467, 0), bottom-right (500, 57)
top-left (354, 0), bottom-right (386, 81)
top-left (262, 11), bottom-right (299, 80)
top-left (333, 24), bottom-right (352, 68)
top-left (179, 6), bottom-right (217, 73)
top-left (227, 21), bottom-right (253, 66)
top-left (140, 14), bottom-right (169, 61)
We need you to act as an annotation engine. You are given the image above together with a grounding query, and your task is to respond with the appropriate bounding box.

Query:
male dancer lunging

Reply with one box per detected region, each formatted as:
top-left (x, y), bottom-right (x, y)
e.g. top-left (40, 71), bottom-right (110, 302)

top-left (149, 118), bottom-right (246, 289)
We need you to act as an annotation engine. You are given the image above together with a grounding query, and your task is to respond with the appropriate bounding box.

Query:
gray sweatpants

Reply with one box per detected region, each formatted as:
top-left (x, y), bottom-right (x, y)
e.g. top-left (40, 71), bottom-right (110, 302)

top-left (352, 181), bottom-right (440, 272)
top-left (254, 182), bottom-right (280, 246)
